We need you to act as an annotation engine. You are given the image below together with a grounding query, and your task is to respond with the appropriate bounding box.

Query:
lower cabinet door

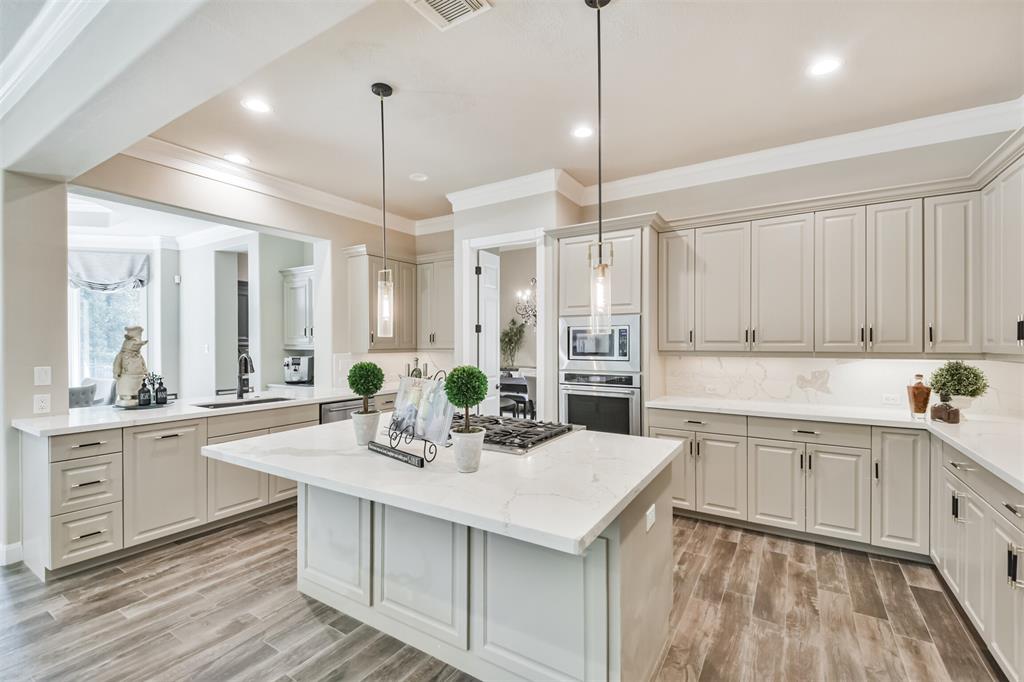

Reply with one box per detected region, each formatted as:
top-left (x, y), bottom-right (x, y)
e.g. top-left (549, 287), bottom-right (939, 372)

top-left (805, 444), bottom-right (870, 543)
top-left (871, 428), bottom-right (929, 553)
top-left (373, 505), bottom-right (469, 648)
top-left (961, 488), bottom-right (988, 637)
top-left (207, 429), bottom-right (270, 521)
top-left (298, 485), bottom-right (372, 605)
top-left (124, 420), bottom-right (208, 546)
top-left (987, 509), bottom-right (1024, 682)
top-left (930, 435), bottom-right (944, 567)
top-left (649, 427), bottom-right (695, 510)
top-left (696, 433), bottom-right (748, 520)
top-left (747, 438), bottom-right (805, 532)
top-left (938, 469), bottom-right (966, 597)
top-left (266, 422), bottom-right (316, 502)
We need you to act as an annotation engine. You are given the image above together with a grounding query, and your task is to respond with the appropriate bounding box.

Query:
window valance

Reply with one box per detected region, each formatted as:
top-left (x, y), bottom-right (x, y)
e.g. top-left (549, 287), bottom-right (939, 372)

top-left (68, 251), bottom-right (150, 291)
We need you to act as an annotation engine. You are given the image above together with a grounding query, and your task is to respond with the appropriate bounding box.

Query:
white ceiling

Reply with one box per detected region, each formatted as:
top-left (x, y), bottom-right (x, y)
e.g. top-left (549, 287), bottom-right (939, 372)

top-left (153, 0), bottom-right (1024, 219)
top-left (0, 0), bottom-right (45, 62)
top-left (67, 193), bottom-right (246, 243)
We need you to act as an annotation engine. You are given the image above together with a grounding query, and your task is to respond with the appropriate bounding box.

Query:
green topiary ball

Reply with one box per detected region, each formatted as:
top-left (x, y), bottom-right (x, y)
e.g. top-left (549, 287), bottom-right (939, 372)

top-left (348, 362), bottom-right (384, 398)
top-left (444, 365), bottom-right (488, 409)
top-left (929, 361), bottom-right (988, 400)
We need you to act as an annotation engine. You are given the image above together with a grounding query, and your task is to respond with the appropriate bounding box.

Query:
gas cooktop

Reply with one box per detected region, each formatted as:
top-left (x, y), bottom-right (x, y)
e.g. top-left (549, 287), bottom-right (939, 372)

top-left (454, 415), bottom-right (575, 455)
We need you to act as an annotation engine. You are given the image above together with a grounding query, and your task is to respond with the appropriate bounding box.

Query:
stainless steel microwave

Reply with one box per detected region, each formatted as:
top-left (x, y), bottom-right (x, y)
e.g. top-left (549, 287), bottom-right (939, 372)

top-left (559, 314), bottom-right (640, 373)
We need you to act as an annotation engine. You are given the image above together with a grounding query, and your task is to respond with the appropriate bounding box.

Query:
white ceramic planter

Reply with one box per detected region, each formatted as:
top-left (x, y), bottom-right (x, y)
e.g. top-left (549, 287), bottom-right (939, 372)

top-left (450, 427), bottom-right (485, 473)
top-left (352, 411), bottom-right (381, 446)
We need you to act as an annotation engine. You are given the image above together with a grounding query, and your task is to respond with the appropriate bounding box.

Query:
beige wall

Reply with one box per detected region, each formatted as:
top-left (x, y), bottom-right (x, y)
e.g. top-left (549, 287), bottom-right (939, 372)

top-left (2, 172), bottom-right (69, 551)
top-left (415, 230), bottom-right (453, 255)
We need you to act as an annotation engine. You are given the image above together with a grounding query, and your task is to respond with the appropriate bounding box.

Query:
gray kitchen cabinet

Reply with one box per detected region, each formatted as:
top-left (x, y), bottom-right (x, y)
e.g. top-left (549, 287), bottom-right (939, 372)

top-left (805, 443), bottom-right (870, 544)
top-left (987, 508), bottom-right (1024, 681)
top-left (657, 229), bottom-right (695, 351)
top-left (417, 258), bottom-right (454, 350)
top-left (558, 228), bottom-right (642, 316)
top-left (649, 426), bottom-right (695, 510)
top-left (925, 192), bottom-right (982, 353)
top-left (871, 427), bottom-right (929, 554)
top-left (866, 199), bottom-right (924, 352)
top-left (695, 432), bottom-right (747, 520)
top-left (750, 213), bottom-right (814, 352)
top-left (366, 255), bottom-right (417, 351)
top-left (982, 154), bottom-right (1024, 354)
top-left (747, 437), bottom-right (805, 532)
top-left (207, 429), bottom-right (271, 521)
top-left (282, 265), bottom-right (315, 350)
top-left (124, 419), bottom-right (208, 547)
top-left (694, 222), bottom-right (750, 351)
top-left (814, 206), bottom-right (867, 352)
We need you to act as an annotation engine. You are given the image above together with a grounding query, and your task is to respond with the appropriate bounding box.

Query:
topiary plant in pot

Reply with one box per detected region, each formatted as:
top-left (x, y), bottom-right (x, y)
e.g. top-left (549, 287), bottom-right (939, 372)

top-left (348, 361), bottom-right (385, 446)
top-left (444, 365), bottom-right (489, 473)
top-left (929, 360), bottom-right (988, 423)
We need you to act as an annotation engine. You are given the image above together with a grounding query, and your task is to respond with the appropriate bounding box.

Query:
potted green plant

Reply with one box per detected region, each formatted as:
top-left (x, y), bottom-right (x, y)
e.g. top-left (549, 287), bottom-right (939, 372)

top-left (500, 318), bottom-right (526, 369)
top-left (444, 365), bottom-right (489, 473)
top-left (929, 361), bottom-right (988, 423)
top-left (348, 361), bottom-right (385, 446)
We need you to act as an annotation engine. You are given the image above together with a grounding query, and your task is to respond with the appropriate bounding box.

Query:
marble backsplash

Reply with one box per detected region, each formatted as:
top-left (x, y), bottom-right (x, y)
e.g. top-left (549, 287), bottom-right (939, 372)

top-left (332, 351), bottom-right (455, 389)
top-left (660, 356), bottom-right (1024, 417)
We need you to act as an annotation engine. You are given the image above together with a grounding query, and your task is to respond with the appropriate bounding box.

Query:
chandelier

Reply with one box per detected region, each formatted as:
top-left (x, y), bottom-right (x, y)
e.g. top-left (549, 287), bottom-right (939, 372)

top-left (515, 278), bottom-right (537, 327)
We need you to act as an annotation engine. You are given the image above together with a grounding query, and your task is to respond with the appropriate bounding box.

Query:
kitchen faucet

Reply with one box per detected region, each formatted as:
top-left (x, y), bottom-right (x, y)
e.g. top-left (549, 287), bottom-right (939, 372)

top-left (237, 352), bottom-right (255, 399)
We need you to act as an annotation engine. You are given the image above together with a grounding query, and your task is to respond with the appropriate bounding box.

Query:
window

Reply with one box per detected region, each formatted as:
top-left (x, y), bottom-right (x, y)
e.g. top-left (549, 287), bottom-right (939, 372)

top-left (68, 285), bottom-right (148, 386)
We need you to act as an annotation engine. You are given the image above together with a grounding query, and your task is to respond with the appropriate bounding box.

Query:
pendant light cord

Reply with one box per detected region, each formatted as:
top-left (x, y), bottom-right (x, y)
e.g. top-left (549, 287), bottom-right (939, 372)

top-left (380, 95), bottom-right (387, 271)
top-left (596, 4), bottom-right (603, 264)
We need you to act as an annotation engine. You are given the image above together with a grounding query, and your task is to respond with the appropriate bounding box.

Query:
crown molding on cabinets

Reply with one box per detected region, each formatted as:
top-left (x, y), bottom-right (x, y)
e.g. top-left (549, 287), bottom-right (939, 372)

top-left (546, 211), bottom-right (669, 239)
top-left (415, 251), bottom-right (454, 264)
top-left (973, 127), bottom-right (1024, 187)
top-left (579, 97), bottom-right (1024, 207)
top-left (445, 169), bottom-right (585, 213)
top-left (122, 137), bottom-right (418, 235)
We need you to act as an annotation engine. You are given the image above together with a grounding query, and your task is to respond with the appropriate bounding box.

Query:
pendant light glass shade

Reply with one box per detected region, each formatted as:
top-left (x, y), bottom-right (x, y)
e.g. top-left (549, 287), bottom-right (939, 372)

top-left (377, 268), bottom-right (394, 338)
top-left (588, 241), bottom-right (613, 333)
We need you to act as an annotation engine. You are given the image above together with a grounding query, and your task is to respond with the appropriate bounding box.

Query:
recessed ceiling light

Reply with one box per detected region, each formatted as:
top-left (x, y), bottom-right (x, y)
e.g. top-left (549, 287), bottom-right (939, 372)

top-left (409, 172), bottom-right (429, 182)
top-left (223, 153), bottom-right (251, 165)
top-left (807, 56), bottom-right (842, 77)
top-left (240, 97), bottom-right (272, 113)
top-left (572, 125), bottom-right (594, 139)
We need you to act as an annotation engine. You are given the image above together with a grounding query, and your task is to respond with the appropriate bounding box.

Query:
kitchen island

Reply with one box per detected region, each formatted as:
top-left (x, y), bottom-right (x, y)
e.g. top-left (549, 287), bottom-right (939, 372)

top-left (202, 418), bottom-right (679, 682)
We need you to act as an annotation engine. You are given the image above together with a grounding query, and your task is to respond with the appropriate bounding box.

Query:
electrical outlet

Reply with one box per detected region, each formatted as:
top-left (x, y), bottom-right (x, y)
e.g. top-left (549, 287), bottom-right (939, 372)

top-left (645, 504), bottom-right (656, 532)
top-left (33, 394), bottom-right (51, 414)
top-left (33, 366), bottom-right (51, 386)
top-left (881, 393), bottom-right (900, 406)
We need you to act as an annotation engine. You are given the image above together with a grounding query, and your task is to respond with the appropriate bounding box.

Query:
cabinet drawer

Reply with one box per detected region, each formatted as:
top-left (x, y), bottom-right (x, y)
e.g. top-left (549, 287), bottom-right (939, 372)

top-left (748, 417), bottom-right (871, 449)
top-left (50, 453), bottom-right (123, 515)
top-left (647, 409), bottom-right (746, 437)
top-left (208, 404), bottom-right (319, 438)
top-left (49, 502), bottom-right (123, 570)
top-left (943, 441), bottom-right (1024, 533)
top-left (49, 429), bottom-right (122, 463)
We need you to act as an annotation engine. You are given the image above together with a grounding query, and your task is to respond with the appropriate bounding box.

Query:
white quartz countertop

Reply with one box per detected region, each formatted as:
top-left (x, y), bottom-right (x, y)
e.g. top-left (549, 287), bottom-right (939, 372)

top-left (202, 418), bottom-right (680, 555)
top-left (647, 396), bottom-right (1024, 494)
top-left (12, 383), bottom-right (401, 437)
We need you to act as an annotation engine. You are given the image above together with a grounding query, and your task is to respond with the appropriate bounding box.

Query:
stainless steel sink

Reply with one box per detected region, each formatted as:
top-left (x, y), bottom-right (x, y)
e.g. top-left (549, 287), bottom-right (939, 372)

top-left (193, 397), bottom-right (294, 409)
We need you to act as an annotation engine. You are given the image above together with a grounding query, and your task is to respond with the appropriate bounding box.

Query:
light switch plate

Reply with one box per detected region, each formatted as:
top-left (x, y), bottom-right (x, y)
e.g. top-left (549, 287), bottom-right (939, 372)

top-left (645, 504), bottom-right (656, 532)
top-left (33, 366), bottom-right (52, 386)
top-left (33, 394), bottom-right (51, 414)
top-left (881, 393), bottom-right (900, 406)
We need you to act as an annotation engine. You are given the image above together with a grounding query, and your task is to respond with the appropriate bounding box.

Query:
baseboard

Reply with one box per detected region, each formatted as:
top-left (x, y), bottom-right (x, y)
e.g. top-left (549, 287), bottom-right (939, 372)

top-left (0, 542), bottom-right (23, 566)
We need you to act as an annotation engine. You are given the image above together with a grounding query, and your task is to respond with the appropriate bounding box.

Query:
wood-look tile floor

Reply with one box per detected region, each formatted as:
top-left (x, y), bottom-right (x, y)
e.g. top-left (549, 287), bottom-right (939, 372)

top-left (656, 515), bottom-right (1004, 682)
top-left (0, 505), bottom-right (478, 682)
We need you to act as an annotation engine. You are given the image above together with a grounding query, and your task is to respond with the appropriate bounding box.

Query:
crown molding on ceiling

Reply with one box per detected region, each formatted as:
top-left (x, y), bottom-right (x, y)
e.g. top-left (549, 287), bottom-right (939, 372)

top-left (122, 136), bottom-right (418, 235)
top-left (0, 0), bottom-right (107, 120)
top-left (414, 214), bottom-right (454, 235)
top-left (445, 168), bottom-right (585, 213)
top-left (578, 96), bottom-right (1024, 206)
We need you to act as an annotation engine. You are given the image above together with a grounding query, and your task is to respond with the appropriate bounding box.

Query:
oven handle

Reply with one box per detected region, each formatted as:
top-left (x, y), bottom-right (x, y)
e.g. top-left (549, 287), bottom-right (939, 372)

top-left (559, 385), bottom-right (639, 396)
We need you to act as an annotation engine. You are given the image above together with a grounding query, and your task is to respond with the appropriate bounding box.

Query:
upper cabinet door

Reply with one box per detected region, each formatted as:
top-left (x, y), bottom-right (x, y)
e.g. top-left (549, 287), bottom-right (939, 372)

top-left (417, 262), bottom-right (434, 349)
top-left (983, 155), bottom-right (1024, 354)
top-left (658, 230), bottom-right (695, 351)
top-left (558, 228), bottom-right (642, 316)
top-left (397, 261), bottom-right (418, 350)
top-left (695, 222), bottom-right (751, 351)
top-left (925, 192), bottom-right (981, 353)
top-left (282, 274), bottom-right (312, 349)
top-left (867, 199), bottom-right (923, 353)
top-left (432, 259), bottom-right (455, 349)
top-left (367, 256), bottom-right (396, 350)
top-left (751, 214), bottom-right (814, 352)
top-left (814, 207), bottom-right (866, 352)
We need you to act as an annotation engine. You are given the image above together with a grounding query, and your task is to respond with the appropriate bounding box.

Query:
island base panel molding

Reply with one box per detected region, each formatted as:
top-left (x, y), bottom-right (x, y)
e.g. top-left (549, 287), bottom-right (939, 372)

top-left (297, 471), bottom-right (672, 682)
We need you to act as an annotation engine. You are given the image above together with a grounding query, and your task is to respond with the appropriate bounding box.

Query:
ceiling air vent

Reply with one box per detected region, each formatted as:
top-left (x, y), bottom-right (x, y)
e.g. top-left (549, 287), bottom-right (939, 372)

top-left (405, 0), bottom-right (491, 31)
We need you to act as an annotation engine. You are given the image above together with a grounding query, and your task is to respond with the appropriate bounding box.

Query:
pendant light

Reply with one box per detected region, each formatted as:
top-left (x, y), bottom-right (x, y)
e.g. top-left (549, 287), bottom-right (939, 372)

top-left (372, 82), bottom-right (395, 338)
top-left (586, 0), bottom-right (613, 334)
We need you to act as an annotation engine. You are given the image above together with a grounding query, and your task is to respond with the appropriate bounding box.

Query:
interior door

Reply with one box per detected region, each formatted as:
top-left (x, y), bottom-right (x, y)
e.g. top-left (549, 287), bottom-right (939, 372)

top-left (477, 250), bottom-right (501, 415)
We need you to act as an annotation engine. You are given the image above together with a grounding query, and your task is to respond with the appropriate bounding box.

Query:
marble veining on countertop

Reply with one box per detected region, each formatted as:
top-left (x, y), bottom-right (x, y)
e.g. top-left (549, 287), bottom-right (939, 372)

top-left (647, 395), bottom-right (1024, 495)
top-left (12, 383), bottom-right (401, 437)
top-left (203, 419), bottom-right (680, 555)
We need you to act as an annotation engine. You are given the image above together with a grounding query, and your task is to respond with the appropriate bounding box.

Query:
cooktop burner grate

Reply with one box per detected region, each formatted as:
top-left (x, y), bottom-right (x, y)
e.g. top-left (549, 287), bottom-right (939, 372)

top-left (453, 415), bottom-right (574, 454)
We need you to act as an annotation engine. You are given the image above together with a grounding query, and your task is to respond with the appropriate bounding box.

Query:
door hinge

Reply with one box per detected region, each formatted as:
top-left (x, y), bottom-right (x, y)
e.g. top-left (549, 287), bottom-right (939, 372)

top-left (474, 324), bottom-right (482, 334)
top-left (474, 265), bottom-right (482, 276)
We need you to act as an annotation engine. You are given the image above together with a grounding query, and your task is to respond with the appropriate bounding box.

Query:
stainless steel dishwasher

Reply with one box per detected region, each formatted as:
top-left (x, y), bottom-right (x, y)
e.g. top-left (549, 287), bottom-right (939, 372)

top-left (320, 398), bottom-right (363, 423)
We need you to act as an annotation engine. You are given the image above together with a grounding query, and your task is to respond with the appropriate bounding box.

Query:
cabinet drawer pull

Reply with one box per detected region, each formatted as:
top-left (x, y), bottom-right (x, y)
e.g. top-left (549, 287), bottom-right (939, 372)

top-left (949, 461), bottom-right (976, 472)
top-left (953, 493), bottom-right (968, 523)
top-left (73, 530), bottom-right (105, 541)
top-left (686, 420), bottom-right (706, 425)
top-left (1008, 543), bottom-right (1023, 588)
top-left (71, 479), bottom-right (106, 488)
top-left (792, 429), bottom-right (821, 435)
top-left (71, 440), bottom-right (108, 449)
top-left (155, 433), bottom-right (182, 440)
top-left (1004, 502), bottom-right (1024, 518)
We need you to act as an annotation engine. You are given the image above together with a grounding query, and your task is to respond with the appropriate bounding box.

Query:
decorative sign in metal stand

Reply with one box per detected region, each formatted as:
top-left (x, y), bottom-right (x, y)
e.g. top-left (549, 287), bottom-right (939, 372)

top-left (368, 371), bottom-right (449, 469)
